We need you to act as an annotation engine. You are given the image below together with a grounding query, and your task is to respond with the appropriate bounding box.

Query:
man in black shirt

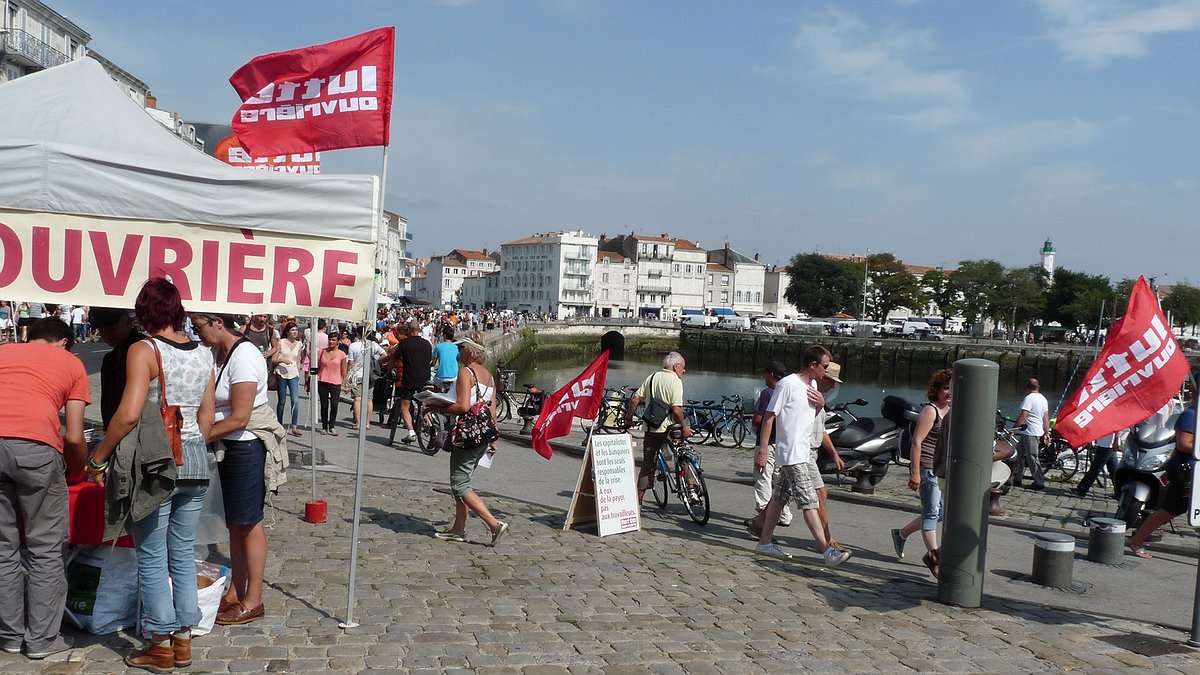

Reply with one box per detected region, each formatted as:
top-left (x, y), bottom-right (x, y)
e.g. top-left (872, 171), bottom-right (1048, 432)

top-left (93, 308), bottom-right (145, 429)
top-left (386, 321), bottom-right (431, 442)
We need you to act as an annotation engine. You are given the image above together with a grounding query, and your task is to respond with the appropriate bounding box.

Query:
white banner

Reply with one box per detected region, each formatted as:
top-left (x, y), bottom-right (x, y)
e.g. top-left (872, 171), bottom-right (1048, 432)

top-left (0, 209), bottom-right (375, 320)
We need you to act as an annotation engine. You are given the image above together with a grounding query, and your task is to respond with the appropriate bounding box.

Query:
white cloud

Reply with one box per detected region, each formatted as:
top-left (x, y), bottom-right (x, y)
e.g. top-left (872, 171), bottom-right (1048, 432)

top-left (783, 10), bottom-right (970, 108)
top-left (952, 118), bottom-right (1107, 166)
top-left (1034, 0), bottom-right (1200, 66)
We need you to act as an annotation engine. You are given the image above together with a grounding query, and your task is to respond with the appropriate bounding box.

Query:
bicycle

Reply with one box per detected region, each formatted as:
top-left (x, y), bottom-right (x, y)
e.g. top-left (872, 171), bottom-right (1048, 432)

top-left (388, 384), bottom-right (446, 456)
top-left (494, 368), bottom-right (546, 423)
top-left (579, 386), bottom-right (643, 435)
top-left (648, 425), bottom-right (710, 525)
top-left (683, 396), bottom-right (748, 448)
top-left (998, 412), bottom-right (1085, 481)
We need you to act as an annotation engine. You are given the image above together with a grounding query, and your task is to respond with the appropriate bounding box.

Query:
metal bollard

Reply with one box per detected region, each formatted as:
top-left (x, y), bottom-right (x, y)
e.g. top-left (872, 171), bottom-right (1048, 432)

top-left (1032, 532), bottom-right (1075, 588)
top-left (1087, 517), bottom-right (1127, 565)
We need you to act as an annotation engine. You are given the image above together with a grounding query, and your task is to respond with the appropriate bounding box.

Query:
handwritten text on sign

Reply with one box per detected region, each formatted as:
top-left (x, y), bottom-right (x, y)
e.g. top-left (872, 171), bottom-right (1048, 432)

top-left (0, 210), bottom-right (374, 320)
top-left (591, 434), bottom-right (640, 536)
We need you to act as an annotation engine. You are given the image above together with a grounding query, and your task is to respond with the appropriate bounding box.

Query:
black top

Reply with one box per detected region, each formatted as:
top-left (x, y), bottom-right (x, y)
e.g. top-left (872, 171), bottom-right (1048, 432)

top-left (398, 335), bottom-right (432, 390)
top-left (99, 330), bottom-right (147, 428)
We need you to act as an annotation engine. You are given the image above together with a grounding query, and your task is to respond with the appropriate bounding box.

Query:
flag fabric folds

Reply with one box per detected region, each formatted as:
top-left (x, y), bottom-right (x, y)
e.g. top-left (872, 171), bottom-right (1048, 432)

top-left (229, 27), bottom-right (394, 156)
top-left (531, 351), bottom-right (610, 459)
top-left (1056, 276), bottom-right (1189, 448)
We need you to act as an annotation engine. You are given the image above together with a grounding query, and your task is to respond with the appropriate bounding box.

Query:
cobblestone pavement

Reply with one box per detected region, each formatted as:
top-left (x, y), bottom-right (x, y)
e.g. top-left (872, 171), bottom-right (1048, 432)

top-left (12, 470), bottom-right (1197, 674)
top-left (527, 421), bottom-right (1199, 554)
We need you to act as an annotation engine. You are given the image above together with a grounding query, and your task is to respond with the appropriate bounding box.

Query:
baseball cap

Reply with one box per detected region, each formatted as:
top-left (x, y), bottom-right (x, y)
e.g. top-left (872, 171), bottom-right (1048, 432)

top-left (824, 361), bottom-right (843, 383)
top-left (89, 307), bottom-right (130, 329)
top-left (763, 360), bottom-right (787, 379)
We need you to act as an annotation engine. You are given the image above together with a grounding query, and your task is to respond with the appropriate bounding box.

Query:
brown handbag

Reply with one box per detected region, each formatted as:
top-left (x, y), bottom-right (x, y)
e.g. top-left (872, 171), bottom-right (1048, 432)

top-left (148, 339), bottom-right (185, 466)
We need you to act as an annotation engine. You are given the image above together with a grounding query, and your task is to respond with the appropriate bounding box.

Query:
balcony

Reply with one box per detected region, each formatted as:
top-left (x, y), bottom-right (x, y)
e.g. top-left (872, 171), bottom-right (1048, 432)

top-left (563, 265), bottom-right (590, 276)
top-left (0, 29), bottom-right (71, 71)
top-left (639, 282), bottom-right (671, 293)
top-left (401, 231), bottom-right (413, 242)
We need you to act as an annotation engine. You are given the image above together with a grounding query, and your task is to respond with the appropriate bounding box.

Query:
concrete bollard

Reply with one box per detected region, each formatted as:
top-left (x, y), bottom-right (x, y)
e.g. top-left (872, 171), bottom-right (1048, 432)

top-left (1087, 517), bottom-right (1127, 565)
top-left (1032, 532), bottom-right (1076, 588)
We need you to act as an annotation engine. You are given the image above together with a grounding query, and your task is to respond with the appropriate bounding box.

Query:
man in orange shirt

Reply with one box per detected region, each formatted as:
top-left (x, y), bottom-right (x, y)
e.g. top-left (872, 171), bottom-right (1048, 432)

top-left (0, 317), bottom-right (90, 660)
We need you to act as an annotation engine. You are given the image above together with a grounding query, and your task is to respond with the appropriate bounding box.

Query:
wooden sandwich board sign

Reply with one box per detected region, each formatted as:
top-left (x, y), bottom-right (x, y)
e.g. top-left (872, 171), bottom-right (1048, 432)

top-left (563, 433), bottom-right (641, 536)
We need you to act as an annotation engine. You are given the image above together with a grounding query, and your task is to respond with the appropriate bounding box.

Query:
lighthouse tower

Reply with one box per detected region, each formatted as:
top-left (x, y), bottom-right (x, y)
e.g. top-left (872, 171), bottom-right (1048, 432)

top-left (1041, 238), bottom-right (1055, 281)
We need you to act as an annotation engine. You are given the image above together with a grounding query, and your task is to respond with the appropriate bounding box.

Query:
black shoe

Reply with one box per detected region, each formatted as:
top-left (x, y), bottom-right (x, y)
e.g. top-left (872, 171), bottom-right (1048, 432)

top-left (1028, 484), bottom-right (1045, 491)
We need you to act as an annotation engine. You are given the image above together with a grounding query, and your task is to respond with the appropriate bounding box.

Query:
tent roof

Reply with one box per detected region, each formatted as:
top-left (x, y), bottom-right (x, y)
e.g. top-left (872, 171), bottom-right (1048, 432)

top-left (0, 59), bottom-right (377, 242)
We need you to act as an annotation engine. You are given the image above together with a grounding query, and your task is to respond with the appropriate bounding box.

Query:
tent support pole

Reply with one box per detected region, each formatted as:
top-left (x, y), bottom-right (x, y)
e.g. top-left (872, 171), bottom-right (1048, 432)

top-left (341, 144), bottom-right (389, 630)
top-left (310, 315), bottom-right (319, 503)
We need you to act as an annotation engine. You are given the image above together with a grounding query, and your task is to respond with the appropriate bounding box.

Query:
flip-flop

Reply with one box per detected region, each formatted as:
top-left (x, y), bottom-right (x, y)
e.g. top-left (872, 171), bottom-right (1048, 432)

top-left (1130, 544), bottom-right (1152, 559)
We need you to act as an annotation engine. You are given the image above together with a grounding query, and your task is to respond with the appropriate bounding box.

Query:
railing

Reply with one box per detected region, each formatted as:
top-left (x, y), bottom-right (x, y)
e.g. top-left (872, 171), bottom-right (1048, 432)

top-left (0, 29), bottom-right (71, 70)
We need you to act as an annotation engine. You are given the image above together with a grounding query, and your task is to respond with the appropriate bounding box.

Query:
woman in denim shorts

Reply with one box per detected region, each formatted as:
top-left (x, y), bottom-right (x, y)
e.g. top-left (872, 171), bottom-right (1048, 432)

top-left (890, 369), bottom-right (952, 577)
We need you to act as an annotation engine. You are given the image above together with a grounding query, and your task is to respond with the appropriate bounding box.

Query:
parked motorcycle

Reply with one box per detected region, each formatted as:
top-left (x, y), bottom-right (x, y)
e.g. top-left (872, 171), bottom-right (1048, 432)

top-left (816, 396), bottom-right (916, 494)
top-left (1113, 417), bottom-right (1179, 529)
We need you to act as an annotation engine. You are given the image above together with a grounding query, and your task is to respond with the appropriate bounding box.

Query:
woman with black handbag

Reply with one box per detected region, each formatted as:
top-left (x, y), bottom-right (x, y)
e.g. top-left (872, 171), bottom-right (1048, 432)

top-left (427, 331), bottom-right (508, 547)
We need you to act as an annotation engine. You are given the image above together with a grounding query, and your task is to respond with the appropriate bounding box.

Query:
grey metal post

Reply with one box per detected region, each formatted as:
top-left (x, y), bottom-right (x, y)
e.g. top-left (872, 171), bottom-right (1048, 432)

top-left (937, 358), bottom-right (999, 608)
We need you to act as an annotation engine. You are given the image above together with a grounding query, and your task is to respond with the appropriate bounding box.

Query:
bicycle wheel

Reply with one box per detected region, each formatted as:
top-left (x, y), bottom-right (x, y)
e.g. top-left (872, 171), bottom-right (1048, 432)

top-left (681, 460), bottom-right (710, 525)
top-left (650, 455), bottom-right (669, 508)
top-left (387, 397), bottom-right (402, 445)
top-left (496, 394), bottom-right (513, 422)
top-left (417, 408), bottom-right (443, 456)
top-left (1056, 448), bottom-right (1082, 480)
top-left (716, 415), bottom-right (745, 448)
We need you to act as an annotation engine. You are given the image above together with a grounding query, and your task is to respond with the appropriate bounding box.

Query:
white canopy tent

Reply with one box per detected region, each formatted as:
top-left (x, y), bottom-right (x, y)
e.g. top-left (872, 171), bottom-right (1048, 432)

top-left (0, 58), bottom-right (379, 319)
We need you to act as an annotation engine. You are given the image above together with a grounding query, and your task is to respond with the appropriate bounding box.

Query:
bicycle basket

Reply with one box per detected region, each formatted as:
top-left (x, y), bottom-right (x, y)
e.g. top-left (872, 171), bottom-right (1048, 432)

top-left (497, 370), bottom-right (517, 392)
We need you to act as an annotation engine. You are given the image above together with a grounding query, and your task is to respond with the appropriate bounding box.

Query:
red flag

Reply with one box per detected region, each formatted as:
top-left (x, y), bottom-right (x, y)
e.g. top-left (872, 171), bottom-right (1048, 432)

top-left (1056, 277), bottom-right (1189, 448)
top-left (531, 351), bottom-right (610, 459)
top-left (229, 27), bottom-right (394, 156)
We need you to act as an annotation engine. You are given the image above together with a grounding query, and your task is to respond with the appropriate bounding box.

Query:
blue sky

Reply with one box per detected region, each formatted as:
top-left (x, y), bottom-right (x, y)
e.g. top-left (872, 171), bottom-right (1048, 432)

top-left (50, 0), bottom-right (1199, 285)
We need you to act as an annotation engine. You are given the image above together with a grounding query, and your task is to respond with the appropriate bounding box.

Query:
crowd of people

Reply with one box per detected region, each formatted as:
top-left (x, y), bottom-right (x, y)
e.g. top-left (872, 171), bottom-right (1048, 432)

top-left (0, 288), bottom-right (524, 669)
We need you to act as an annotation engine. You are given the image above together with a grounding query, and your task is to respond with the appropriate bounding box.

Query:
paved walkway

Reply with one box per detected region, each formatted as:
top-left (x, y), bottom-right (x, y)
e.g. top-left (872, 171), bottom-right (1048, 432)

top-left (14, 468), bottom-right (1197, 674)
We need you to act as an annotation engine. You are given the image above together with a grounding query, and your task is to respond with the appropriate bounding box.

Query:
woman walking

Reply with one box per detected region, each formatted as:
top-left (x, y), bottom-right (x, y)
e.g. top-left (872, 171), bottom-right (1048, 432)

top-left (317, 336), bottom-right (348, 435)
top-left (890, 368), bottom-right (952, 578)
top-left (273, 322), bottom-right (303, 437)
top-left (428, 332), bottom-right (508, 546)
top-left (193, 313), bottom-right (282, 626)
top-left (90, 278), bottom-right (215, 672)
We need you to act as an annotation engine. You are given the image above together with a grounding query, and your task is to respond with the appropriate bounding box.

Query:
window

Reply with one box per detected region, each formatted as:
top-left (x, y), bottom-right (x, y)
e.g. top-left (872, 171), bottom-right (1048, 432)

top-left (685, 264), bottom-right (692, 274)
top-left (736, 291), bottom-right (742, 302)
top-left (722, 275), bottom-right (729, 286)
top-left (721, 291), bottom-right (728, 303)
top-left (602, 289), bottom-right (609, 300)
top-left (756, 292), bottom-right (762, 303)
top-left (623, 274), bottom-right (630, 283)
top-left (602, 273), bottom-right (609, 283)
top-left (707, 274), bottom-right (713, 284)
top-left (707, 291), bottom-right (713, 302)
top-left (674, 264), bottom-right (680, 274)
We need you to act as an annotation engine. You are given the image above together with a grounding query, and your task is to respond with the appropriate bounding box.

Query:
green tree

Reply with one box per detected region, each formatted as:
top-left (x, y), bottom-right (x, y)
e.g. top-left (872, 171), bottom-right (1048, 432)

top-left (866, 253), bottom-right (926, 322)
top-left (948, 259), bottom-right (1005, 331)
top-left (1113, 278), bottom-right (1137, 317)
top-left (921, 268), bottom-right (959, 323)
top-left (1043, 268), bottom-right (1113, 331)
top-left (1163, 284), bottom-right (1200, 335)
top-left (998, 266), bottom-right (1047, 330)
top-left (784, 253), bottom-right (861, 317)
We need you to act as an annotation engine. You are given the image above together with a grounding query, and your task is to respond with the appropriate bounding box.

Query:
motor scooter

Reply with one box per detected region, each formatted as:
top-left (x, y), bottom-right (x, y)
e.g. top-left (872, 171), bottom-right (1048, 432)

top-left (817, 396), bottom-right (916, 494)
top-left (1113, 418), bottom-right (1178, 530)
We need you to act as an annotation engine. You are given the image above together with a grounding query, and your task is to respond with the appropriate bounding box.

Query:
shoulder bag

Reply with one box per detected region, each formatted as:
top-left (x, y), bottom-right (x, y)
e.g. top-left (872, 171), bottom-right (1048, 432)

top-left (147, 339), bottom-right (185, 466)
top-left (640, 372), bottom-right (672, 429)
top-left (449, 366), bottom-right (499, 450)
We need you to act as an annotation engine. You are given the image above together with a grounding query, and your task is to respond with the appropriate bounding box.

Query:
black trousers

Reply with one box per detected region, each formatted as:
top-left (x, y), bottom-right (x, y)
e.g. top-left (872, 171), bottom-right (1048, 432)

top-left (318, 381), bottom-right (341, 430)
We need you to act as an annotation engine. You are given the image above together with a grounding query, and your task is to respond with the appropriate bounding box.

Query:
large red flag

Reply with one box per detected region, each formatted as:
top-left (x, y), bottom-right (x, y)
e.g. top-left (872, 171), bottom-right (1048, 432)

top-left (229, 27), bottom-right (394, 156)
top-left (1056, 277), bottom-right (1189, 448)
top-left (531, 351), bottom-right (610, 459)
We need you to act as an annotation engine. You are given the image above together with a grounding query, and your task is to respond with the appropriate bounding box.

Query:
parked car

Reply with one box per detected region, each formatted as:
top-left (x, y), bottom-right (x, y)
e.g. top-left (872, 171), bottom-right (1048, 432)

top-left (910, 327), bottom-right (944, 341)
top-left (716, 315), bottom-right (751, 331)
top-left (681, 314), bottom-right (716, 328)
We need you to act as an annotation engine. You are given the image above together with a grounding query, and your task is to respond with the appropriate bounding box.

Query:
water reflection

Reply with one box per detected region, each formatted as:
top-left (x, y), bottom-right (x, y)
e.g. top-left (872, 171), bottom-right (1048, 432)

top-left (507, 352), bottom-right (1038, 418)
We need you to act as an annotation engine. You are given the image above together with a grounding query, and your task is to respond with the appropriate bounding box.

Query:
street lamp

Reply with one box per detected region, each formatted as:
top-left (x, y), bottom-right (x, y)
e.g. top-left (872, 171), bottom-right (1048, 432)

top-left (861, 248), bottom-right (870, 320)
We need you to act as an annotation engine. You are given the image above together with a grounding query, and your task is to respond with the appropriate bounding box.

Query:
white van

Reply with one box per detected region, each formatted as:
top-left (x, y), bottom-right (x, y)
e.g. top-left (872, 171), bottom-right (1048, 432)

top-left (900, 320), bottom-right (930, 336)
top-left (717, 315), bottom-right (751, 331)
top-left (681, 314), bottom-right (715, 328)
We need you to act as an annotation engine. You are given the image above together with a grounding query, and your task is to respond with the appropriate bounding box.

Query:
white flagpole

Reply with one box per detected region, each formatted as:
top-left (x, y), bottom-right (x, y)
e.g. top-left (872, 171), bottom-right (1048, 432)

top-left (341, 144), bottom-right (389, 629)
top-left (309, 315), bottom-right (319, 503)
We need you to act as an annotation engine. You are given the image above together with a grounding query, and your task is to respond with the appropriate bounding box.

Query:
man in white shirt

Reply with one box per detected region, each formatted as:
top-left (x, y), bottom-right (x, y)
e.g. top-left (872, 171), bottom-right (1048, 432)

top-left (754, 345), bottom-right (851, 566)
top-left (1013, 378), bottom-right (1051, 490)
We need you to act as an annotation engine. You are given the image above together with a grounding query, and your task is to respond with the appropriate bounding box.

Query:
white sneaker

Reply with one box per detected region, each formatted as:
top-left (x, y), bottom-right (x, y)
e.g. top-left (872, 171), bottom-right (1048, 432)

top-left (823, 546), bottom-right (852, 567)
top-left (755, 543), bottom-right (792, 559)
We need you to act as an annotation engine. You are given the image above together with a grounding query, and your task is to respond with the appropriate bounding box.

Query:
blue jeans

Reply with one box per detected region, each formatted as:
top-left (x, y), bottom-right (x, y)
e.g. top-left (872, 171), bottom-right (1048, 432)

top-left (919, 468), bottom-right (943, 531)
top-left (276, 376), bottom-right (300, 427)
top-left (130, 482), bottom-right (208, 636)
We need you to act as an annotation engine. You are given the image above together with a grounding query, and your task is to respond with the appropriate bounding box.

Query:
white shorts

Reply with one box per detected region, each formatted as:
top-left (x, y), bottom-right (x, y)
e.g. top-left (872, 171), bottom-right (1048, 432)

top-left (0, 318), bottom-right (11, 329)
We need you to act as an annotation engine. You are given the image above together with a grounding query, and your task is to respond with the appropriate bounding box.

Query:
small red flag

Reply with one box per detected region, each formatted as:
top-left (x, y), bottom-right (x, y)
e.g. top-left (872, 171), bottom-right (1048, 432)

top-left (531, 351), bottom-right (610, 459)
top-left (229, 27), bottom-right (394, 156)
top-left (1056, 277), bottom-right (1189, 448)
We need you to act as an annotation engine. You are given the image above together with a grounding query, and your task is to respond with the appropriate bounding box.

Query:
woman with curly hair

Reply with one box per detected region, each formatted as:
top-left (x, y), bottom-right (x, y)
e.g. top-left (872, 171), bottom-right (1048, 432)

top-left (890, 368), bottom-right (952, 578)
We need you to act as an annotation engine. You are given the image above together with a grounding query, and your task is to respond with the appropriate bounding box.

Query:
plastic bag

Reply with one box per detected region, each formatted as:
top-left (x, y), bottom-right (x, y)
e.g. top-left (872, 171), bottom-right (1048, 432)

top-left (66, 546), bottom-right (139, 634)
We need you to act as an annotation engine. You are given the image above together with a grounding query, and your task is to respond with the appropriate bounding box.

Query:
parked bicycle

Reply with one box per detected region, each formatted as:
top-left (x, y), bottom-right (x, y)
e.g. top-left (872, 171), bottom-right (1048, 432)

top-left (997, 411), bottom-right (1085, 481)
top-left (494, 368), bottom-right (546, 423)
top-left (647, 424), bottom-right (710, 525)
top-left (579, 386), bottom-right (643, 436)
top-left (683, 395), bottom-right (748, 448)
